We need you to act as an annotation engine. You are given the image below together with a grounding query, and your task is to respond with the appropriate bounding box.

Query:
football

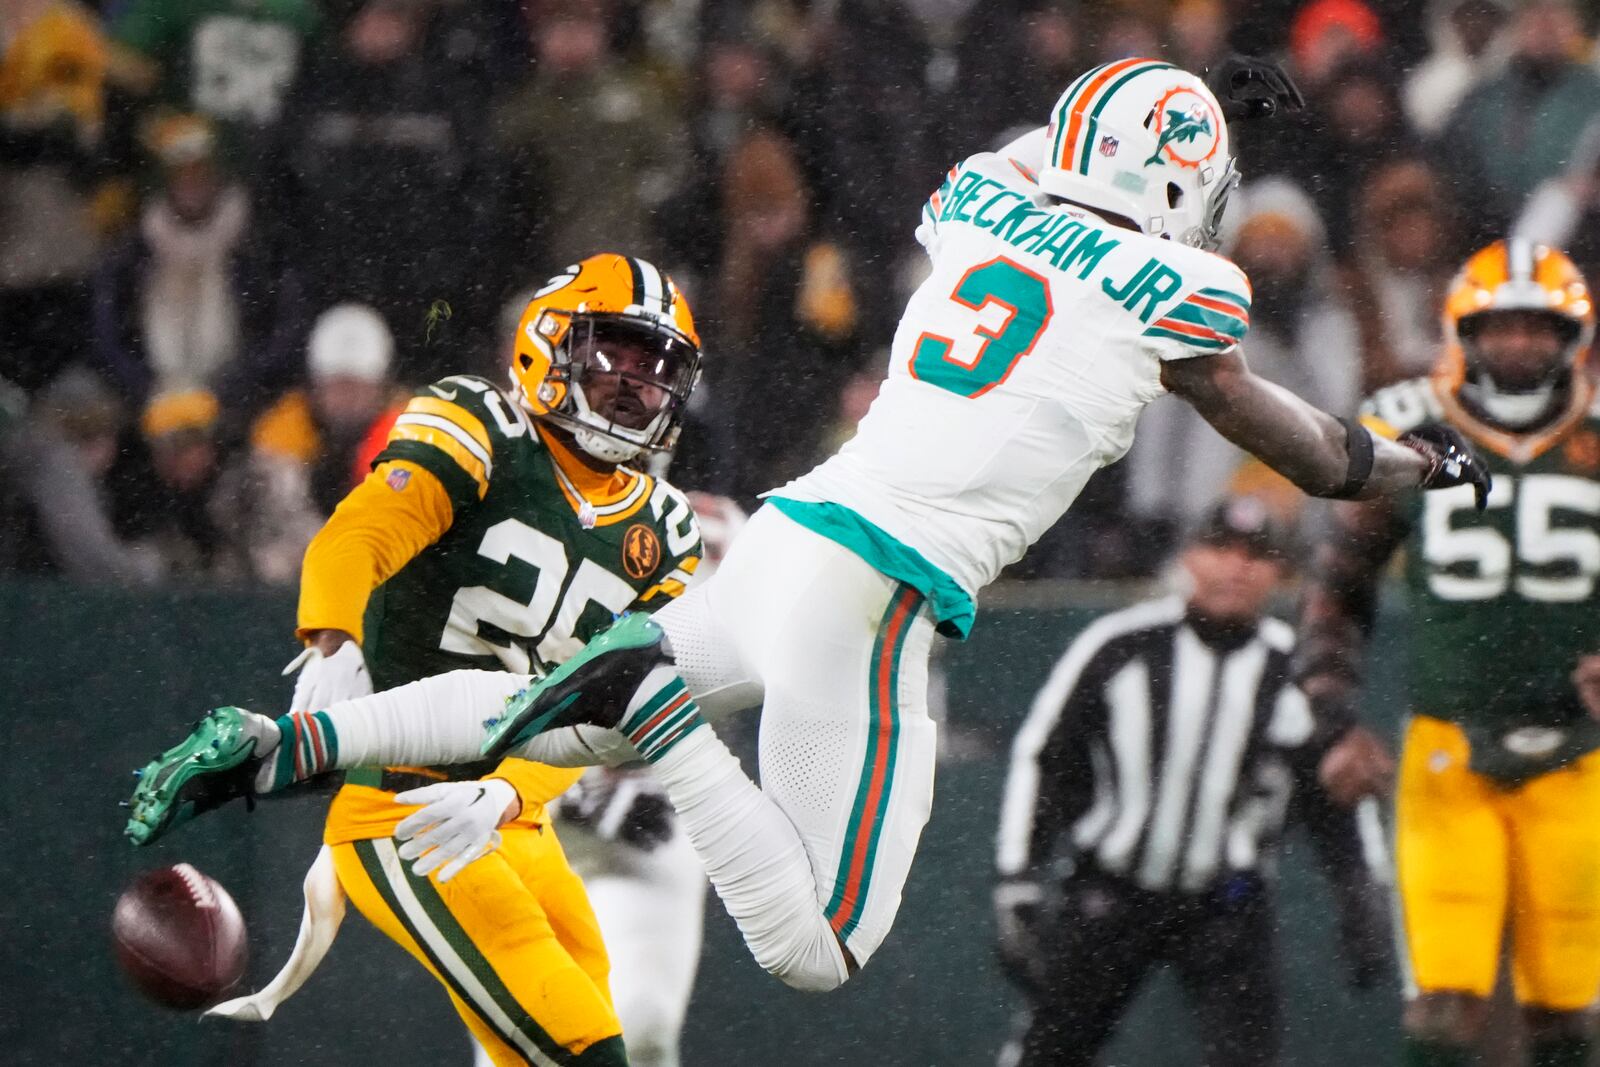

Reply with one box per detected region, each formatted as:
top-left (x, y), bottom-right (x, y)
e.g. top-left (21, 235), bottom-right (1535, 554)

top-left (111, 864), bottom-right (248, 1010)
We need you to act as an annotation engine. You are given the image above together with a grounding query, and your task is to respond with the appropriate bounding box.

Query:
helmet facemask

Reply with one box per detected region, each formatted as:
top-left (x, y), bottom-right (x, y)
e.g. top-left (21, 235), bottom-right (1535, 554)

top-left (1457, 309), bottom-right (1581, 429)
top-left (1183, 156), bottom-right (1240, 251)
top-left (533, 314), bottom-right (701, 464)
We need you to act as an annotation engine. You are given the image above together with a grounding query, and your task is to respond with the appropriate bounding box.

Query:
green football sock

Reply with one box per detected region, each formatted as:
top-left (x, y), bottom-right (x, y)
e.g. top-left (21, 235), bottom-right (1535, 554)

top-left (1401, 1037), bottom-right (1470, 1067)
top-left (1530, 1036), bottom-right (1591, 1067)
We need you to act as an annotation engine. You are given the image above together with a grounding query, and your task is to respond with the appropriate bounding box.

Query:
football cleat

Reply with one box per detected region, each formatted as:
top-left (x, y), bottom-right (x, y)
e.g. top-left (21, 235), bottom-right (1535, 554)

top-left (482, 613), bottom-right (670, 759)
top-left (124, 707), bottom-right (276, 846)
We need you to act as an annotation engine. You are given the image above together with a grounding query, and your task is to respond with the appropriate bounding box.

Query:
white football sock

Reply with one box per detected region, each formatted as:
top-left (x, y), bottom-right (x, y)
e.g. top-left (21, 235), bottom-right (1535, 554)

top-left (258, 670), bottom-right (532, 791)
top-left (650, 726), bottom-right (850, 992)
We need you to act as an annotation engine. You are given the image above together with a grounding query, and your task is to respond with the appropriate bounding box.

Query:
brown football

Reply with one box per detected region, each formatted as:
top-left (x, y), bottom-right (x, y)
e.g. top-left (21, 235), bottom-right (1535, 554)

top-left (111, 864), bottom-right (248, 1010)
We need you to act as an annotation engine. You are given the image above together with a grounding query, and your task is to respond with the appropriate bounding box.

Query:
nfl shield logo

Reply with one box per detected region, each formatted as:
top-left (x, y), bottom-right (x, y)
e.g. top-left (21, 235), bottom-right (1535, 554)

top-left (386, 467), bottom-right (411, 492)
top-left (1098, 135), bottom-right (1119, 157)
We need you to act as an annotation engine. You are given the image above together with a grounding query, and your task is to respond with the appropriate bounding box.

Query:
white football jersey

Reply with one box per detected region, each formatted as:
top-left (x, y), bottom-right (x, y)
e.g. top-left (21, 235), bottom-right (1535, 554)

top-left (774, 128), bottom-right (1253, 599)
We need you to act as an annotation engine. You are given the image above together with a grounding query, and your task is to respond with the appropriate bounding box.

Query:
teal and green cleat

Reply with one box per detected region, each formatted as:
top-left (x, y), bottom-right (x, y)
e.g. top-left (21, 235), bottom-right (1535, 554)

top-left (124, 707), bottom-right (272, 846)
top-left (482, 612), bottom-right (669, 759)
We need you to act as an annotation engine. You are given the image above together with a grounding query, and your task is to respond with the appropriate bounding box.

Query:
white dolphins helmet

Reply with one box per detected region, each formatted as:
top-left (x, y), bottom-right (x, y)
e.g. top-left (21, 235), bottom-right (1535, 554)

top-left (1039, 58), bottom-right (1238, 251)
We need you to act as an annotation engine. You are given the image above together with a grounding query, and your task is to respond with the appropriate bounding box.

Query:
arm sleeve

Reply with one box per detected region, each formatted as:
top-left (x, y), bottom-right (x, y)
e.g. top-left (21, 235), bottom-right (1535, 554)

top-left (295, 460), bottom-right (454, 643)
top-left (489, 758), bottom-right (583, 813)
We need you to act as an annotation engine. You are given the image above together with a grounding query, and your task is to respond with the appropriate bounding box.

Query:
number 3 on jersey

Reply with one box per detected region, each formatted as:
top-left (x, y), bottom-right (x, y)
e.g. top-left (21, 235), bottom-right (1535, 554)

top-left (910, 256), bottom-right (1054, 398)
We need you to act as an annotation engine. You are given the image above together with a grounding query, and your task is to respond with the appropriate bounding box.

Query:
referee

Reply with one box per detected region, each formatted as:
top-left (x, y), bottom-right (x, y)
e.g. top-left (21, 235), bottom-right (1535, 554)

top-left (994, 498), bottom-right (1390, 1067)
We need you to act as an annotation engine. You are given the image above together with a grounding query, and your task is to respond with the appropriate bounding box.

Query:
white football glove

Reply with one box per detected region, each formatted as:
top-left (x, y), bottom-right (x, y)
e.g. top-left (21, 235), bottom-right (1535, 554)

top-left (283, 640), bottom-right (372, 714)
top-left (393, 779), bottom-right (518, 882)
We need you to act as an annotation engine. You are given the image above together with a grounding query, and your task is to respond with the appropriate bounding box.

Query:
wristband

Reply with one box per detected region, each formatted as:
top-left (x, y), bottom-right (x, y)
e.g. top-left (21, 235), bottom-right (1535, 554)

top-left (1327, 418), bottom-right (1375, 499)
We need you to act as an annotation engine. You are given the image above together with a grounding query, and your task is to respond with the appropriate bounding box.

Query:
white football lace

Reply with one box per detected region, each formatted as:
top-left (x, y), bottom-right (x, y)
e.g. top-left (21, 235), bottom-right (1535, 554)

top-left (173, 862), bottom-right (219, 910)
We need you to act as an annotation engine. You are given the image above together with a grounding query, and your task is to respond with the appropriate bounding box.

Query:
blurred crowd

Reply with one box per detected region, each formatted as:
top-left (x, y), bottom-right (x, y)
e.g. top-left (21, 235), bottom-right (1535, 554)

top-left (5, 0), bottom-right (1600, 585)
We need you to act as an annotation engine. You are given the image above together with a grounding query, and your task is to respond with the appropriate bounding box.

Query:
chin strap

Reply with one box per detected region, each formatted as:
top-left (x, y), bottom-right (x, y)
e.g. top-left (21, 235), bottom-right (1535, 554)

top-left (573, 425), bottom-right (644, 464)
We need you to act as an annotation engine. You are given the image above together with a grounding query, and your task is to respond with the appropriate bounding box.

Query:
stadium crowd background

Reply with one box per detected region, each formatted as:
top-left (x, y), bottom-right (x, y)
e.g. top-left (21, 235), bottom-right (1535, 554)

top-left (3, 0), bottom-right (1598, 586)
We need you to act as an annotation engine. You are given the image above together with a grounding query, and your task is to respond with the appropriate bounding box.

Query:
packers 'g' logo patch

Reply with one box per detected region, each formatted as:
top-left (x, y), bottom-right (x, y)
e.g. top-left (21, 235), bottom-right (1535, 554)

top-left (623, 524), bottom-right (661, 579)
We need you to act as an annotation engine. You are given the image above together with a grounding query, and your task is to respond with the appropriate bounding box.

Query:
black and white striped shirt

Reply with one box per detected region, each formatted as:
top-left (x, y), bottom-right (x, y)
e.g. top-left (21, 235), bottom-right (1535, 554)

top-left (997, 597), bottom-right (1330, 894)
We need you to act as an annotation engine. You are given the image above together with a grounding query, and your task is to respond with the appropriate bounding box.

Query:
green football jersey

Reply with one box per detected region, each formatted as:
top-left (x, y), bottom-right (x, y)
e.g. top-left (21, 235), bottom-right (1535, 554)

top-left (1364, 378), bottom-right (1600, 773)
top-left (361, 374), bottom-right (702, 694)
top-left (113, 0), bottom-right (321, 130)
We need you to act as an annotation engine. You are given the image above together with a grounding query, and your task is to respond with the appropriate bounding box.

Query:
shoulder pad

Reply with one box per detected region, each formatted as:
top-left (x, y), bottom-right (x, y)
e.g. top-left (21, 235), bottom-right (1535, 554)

top-left (1361, 377), bottom-right (1442, 435)
top-left (381, 375), bottom-right (530, 506)
top-left (418, 375), bottom-right (533, 443)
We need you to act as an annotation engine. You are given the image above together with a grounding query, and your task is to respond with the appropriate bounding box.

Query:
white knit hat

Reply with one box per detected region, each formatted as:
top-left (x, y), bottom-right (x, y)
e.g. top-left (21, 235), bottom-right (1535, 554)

top-left (307, 304), bottom-right (393, 382)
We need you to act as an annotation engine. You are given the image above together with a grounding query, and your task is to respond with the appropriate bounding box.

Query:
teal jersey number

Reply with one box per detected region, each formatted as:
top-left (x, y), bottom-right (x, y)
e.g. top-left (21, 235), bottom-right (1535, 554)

top-left (909, 256), bottom-right (1054, 398)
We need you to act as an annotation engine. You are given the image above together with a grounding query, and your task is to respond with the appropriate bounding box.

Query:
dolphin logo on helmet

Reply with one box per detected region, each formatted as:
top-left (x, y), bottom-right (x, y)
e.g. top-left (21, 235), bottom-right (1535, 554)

top-left (1039, 59), bottom-right (1238, 251)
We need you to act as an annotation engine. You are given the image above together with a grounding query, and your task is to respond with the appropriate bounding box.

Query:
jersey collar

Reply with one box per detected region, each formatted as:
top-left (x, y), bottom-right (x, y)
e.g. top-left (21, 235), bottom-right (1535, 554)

top-left (536, 424), bottom-right (653, 525)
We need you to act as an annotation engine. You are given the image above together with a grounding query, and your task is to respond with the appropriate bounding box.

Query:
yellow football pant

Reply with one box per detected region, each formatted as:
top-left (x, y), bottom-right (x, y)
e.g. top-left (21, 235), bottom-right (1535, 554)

top-left (331, 822), bottom-right (627, 1066)
top-left (1397, 715), bottom-right (1600, 1010)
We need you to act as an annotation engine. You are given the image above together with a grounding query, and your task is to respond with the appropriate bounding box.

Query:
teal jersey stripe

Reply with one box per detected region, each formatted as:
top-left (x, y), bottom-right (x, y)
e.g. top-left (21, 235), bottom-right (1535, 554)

top-left (1196, 286), bottom-right (1251, 313)
top-left (1144, 325), bottom-right (1231, 349)
top-left (824, 583), bottom-right (919, 939)
top-left (643, 714), bottom-right (704, 762)
top-left (620, 678), bottom-right (686, 737)
top-left (1163, 301), bottom-right (1247, 342)
top-left (842, 586), bottom-right (915, 941)
top-left (634, 700), bottom-right (698, 751)
top-left (1077, 62), bottom-right (1176, 174)
top-left (764, 497), bottom-right (974, 638)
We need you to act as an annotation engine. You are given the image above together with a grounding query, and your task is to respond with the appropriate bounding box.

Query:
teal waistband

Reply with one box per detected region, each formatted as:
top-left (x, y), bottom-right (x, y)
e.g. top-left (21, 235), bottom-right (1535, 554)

top-left (767, 497), bottom-right (975, 639)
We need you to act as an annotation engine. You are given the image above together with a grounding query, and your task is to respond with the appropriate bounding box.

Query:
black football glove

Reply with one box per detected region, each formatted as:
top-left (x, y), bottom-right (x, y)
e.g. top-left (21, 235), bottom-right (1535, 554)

top-left (1204, 54), bottom-right (1306, 122)
top-left (1397, 424), bottom-right (1492, 510)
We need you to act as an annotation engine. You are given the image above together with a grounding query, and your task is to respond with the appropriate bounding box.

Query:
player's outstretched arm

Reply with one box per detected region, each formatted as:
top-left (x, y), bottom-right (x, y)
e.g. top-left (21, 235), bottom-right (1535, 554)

top-left (1161, 350), bottom-right (1488, 503)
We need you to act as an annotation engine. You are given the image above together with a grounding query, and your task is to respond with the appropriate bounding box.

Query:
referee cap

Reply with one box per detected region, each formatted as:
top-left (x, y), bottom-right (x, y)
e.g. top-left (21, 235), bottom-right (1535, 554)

top-left (1190, 496), bottom-right (1295, 563)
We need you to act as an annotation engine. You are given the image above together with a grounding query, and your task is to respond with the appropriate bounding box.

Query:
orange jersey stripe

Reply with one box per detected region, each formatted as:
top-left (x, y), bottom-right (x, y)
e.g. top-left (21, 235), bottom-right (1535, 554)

top-left (1058, 57), bottom-right (1148, 169)
top-left (1185, 294), bottom-right (1250, 323)
top-left (830, 588), bottom-right (918, 935)
top-left (1153, 317), bottom-right (1232, 344)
